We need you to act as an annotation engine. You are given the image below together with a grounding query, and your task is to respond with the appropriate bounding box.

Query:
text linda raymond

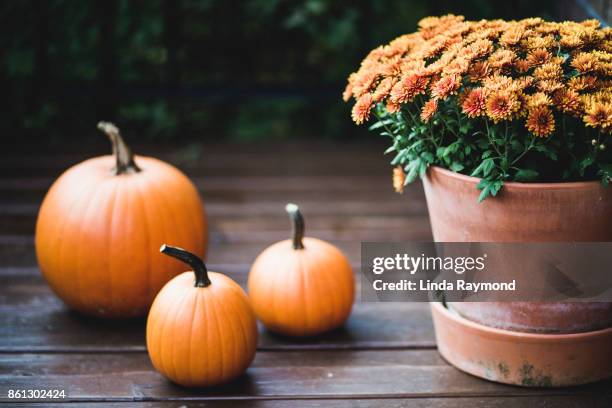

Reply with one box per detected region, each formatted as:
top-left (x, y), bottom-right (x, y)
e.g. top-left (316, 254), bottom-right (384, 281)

top-left (372, 279), bottom-right (517, 293)
top-left (370, 253), bottom-right (517, 294)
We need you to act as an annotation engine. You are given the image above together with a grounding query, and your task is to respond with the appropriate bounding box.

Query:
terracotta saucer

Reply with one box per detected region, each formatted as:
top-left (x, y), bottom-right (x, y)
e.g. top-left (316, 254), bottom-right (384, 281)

top-left (430, 302), bottom-right (612, 387)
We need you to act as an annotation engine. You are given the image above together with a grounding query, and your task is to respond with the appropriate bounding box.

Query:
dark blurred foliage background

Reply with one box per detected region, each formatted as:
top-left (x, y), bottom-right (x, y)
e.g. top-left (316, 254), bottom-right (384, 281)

top-left (0, 0), bottom-right (597, 146)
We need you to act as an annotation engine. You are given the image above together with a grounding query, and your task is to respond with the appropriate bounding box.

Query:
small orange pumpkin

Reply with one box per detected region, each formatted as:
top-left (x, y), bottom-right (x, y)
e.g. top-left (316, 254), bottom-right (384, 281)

top-left (248, 203), bottom-right (355, 336)
top-left (147, 245), bottom-right (258, 387)
top-left (35, 122), bottom-right (207, 317)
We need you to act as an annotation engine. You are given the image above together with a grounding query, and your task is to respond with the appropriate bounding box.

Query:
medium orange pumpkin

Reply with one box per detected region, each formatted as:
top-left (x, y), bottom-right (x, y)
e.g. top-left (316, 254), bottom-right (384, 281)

top-left (248, 203), bottom-right (355, 337)
top-left (35, 122), bottom-right (207, 318)
top-left (147, 245), bottom-right (258, 387)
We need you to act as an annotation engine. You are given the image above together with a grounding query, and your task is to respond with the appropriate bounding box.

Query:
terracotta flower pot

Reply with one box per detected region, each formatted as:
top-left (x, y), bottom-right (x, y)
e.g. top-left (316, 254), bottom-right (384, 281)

top-left (422, 166), bottom-right (612, 333)
top-left (430, 302), bottom-right (612, 387)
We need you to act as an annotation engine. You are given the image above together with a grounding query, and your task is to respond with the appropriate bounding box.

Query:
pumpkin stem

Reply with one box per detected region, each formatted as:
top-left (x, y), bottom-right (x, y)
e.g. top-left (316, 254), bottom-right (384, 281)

top-left (159, 244), bottom-right (211, 287)
top-left (285, 203), bottom-right (305, 250)
top-left (97, 121), bottom-right (141, 175)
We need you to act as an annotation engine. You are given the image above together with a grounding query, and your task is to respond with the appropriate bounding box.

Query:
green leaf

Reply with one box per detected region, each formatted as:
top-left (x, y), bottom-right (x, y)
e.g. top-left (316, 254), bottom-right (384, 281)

top-left (476, 179), bottom-right (504, 202)
top-left (404, 159), bottom-right (421, 184)
top-left (450, 162), bottom-right (464, 172)
top-left (514, 169), bottom-right (539, 182)
top-left (384, 145), bottom-right (396, 154)
top-left (421, 151), bottom-right (434, 163)
top-left (471, 158), bottom-right (495, 177)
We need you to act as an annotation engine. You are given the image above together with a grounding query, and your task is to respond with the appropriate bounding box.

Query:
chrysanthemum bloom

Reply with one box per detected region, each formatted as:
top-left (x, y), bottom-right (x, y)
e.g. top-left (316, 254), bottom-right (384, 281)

top-left (526, 92), bottom-right (551, 108)
top-left (560, 34), bottom-right (583, 48)
top-left (431, 74), bottom-right (460, 100)
top-left (373, 78), bottom-right (396, 102)
top-left (569, 75), bottom-right (598, 91)
top-left (342, 74), bottom-right (357, 102)
top-left (571, 52), bottom-right (599, 73)
top-left (536, 79), bottom-right (564, 93)
top-left (584, 102), bottom-right (612, 131)
top-left (526, 48), bottom-right (552, 67)
top-left (420, 99), bottom-right (438, 122)
top-left (469, 39), bottom-right (494, 57)
top-left (462, 88), bottom-right (487, 118)
top-left (393, 166), bottom-right (406, 193)
top-left (554, 89), bottom-right (582, 115)
top-left (351, 93), bottom-right (374, 125)
top-left (482, 74), bottom-right (514, 92)
top-left (488, 49), bottom-right (516, 69)
top-left (500, 25), bottom-right (525, 46)
top-left (390, 74), bottom-right (430, 103)
top-left (526, 105), bottom-right (555, 136)
top-left (386, 99), bottom-right (401, 114)
top-left (443, 57), bottom-right (470, 75)
top-left (486, 90), bottom-right (519, 122)
top-left (533, 62), bottom-right (563, 80)
top-left (352, 71), bottom-right (378, 98)
top-left (514, 59), bottom-right (532, 73)
top-left (523, 34), bottom-right (555, 50)
top-left (468, 61), bottom-right (492, 81)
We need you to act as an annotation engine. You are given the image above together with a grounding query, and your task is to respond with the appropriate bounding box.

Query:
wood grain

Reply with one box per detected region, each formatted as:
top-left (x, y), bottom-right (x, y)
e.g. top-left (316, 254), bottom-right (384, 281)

top-left (1, 352), bottom-right (609, 403)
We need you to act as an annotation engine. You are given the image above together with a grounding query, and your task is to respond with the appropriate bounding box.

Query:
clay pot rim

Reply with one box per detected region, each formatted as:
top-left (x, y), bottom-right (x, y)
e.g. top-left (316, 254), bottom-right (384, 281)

top-left (428, 165), bottom-right (602, 191)
top-left (432, 302), bottom-right (612, 342)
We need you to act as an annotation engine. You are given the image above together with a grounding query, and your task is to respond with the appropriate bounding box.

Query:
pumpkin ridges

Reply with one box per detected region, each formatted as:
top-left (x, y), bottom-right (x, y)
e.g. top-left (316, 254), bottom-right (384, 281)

top-left (210, 288), bottom-right (232, 383)
top-left (211, 287), bottom-right (227, 383)
top-left (38, 176), bottom-right (98, 309)
top-left (309, 239), bottom-right (354, 331)
top-left (147, 164), bottom-right (206, 278)
top-left (308, 245), bottom-right (336, 331)
top-left (225, 285), bottom-right (254, 373)
top-left (70, 178), bottom-right (118, 313)
top-left (183, 284), bottom-right (197, 384)
top-left (106, 178), bottom-right (122, 313)
top-left (132, 175), bottom-right (153, 303)
top-left (248, 233), bottom-right (355, 337)
top-left (141, 164), bottom-right (203, 292)
top-left (160, 279), bottom-right (192, 382)
top-left (296, 251), bottom-right (314, 333)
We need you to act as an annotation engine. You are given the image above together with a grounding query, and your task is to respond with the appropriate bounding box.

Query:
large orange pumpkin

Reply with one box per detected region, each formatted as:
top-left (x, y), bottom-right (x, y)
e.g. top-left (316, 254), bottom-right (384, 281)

top-left (248, 203), bottom-right (355, 337)
top-left (35, 122), bottom-right (207, 318)
top-left (147, 244), bottom-right (258, 387)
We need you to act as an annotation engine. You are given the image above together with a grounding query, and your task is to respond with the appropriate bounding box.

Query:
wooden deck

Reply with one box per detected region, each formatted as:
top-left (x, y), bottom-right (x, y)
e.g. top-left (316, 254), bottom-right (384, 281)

top-left (0, 141), bottom-right (610, 407)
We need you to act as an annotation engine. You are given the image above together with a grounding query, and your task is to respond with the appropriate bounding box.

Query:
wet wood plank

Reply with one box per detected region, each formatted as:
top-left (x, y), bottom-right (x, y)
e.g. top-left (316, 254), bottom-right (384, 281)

top-left (0, 272), bottom-right (434, 352)
top-left (1, 352), bottom-right (609, 403)
top-left (6, 397), bottom-right (611, 408)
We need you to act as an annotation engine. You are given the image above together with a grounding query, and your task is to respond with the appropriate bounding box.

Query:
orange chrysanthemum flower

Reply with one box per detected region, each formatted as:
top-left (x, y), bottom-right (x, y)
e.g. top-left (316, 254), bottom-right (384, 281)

top-left (533, 62), bottom-right (563, 80)
top-left (344, 14), bottom-right (612, 138)
top-left (386, 99), bottom-right (401, 113)
top-left (584, 102), bottom-right (612, 131)
top-left (431, 74), bottom-right (461, 100)
top-left (568, 75), bottom-right (598, 91)
top-left (526, 106), bottom-right (555, 136)
top-left (393, 166), bottom-right (406, 193)
top-left (420, 99), bottom-right (438, 122)
top-left (554, 89), bottom-right (582, 115)
top-left (488, 49), bottom-right (516, 69)
top-left (514, 59), bottom-right (532, 73)
top-left (526, 48), bottom-right (552, 67)
top-left (390, 74), bottom-right (430, 103)
top-left (468, 61), bottom-right (492, 81)
top-left (486, 90), bottom-right (519, 122)
top-left (462, 88), bottom-right (487, 118)
top-left (571, 52), bottom-right (599, 73)
top-left (351, 93), bottom-right (374, 125)
top-left (373, 77), bottom-right (396, 102)
top-left (526, 92), bottom-right (550, 107)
